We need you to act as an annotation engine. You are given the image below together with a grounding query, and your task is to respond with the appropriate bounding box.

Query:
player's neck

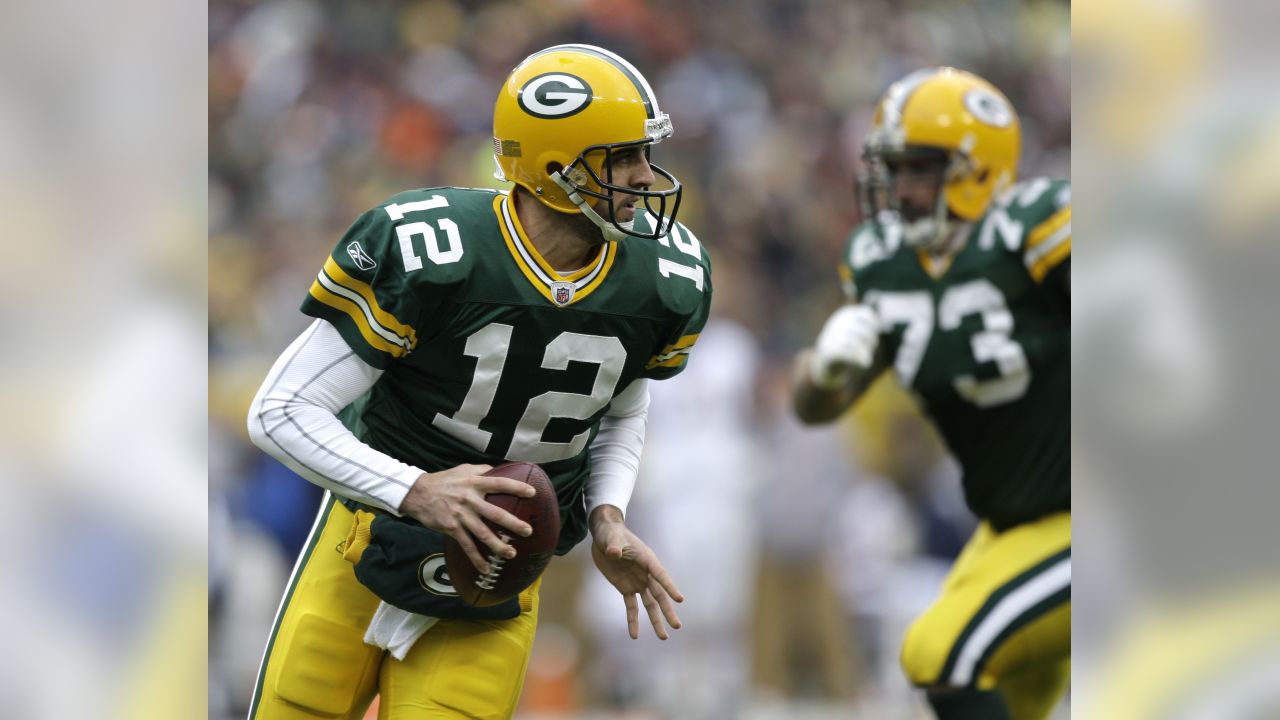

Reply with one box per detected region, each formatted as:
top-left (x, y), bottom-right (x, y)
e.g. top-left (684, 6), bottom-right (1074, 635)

top-left (927, 222), bottom-right (970, 260)
top-left (512, 189), bottom-right (603, 273)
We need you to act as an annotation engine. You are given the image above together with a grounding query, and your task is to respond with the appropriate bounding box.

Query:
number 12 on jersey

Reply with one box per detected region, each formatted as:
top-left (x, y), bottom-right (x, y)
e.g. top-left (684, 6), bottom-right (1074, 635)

top-left (432, 323), bottom-right (627, 462)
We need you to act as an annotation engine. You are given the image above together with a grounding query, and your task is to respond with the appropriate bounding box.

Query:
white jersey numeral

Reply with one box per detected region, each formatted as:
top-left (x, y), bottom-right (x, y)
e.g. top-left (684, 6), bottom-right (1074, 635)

top-left (865, 279), bottom-right (1031, 407)
top-left (431, 323), bottom-right (513, 451)
top-left (655, 222), bottom-right (705, 291)
top-left (434, 324), bottom-right (627, 460)
top-left (385, 195), bottom-right (464, 270)
top-left (864, 290), bottom-right (933, 387)
top-left (658, 257), bottom-right (704, 291)
top-left (509, 333), bottom-right (626, 462)
top-left (938, 279), bottom-right (1030, 407)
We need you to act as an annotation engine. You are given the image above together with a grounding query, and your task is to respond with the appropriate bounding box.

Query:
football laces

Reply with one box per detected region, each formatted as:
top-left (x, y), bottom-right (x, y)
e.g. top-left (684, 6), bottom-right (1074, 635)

top-left (476, 532), bottom-right (513, 590)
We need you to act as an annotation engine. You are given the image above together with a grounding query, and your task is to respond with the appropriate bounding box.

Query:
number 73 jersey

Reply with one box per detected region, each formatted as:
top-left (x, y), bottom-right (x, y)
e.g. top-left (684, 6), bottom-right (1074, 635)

top-left (840, 178), bottom-right (1071, 530)
top-left (300, 187), bottom-right (712, 553)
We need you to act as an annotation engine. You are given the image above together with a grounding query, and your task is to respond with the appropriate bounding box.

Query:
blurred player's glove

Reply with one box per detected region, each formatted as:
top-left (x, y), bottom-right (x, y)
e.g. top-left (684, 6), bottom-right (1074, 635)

top-left (809, 304), bottom-right (880, 389)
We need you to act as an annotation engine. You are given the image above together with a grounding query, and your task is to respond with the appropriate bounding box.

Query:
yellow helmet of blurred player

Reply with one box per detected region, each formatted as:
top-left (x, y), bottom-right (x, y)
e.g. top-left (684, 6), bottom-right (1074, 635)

top-left (493, 44), bottom-right (681, 242)
top-left (863, 67), bottom-right (1021, 247)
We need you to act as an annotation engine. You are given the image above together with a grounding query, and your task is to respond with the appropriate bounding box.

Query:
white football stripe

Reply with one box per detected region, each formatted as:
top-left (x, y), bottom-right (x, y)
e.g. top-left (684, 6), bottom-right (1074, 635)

top-left (1024, 223), bottom-right (1072, 268)
top-left (316, 271), bottom-right (412, 350)
top-left (949, 556), bottom-right (1071, 686)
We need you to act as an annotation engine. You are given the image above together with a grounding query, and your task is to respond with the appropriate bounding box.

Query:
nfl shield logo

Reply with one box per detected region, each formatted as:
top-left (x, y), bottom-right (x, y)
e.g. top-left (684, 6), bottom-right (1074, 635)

top-left (551, 282), bottom-right (575, 306)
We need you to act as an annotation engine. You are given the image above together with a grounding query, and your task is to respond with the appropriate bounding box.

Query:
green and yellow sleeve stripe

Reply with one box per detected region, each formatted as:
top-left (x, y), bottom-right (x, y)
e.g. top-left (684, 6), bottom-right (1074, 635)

top-left (1024, 206), bottom-right (1071, 282)
top-left (645, 333), bottom-right (700, 370)
top-left (307, 256), bottom-right (419, 358)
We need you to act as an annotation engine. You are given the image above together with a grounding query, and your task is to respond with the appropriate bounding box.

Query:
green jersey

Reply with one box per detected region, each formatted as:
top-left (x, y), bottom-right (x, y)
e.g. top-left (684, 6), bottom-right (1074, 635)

top-left (302, 187), bottom-right (712, 554)
top-left (840, 178), bottom-right (1071, 530)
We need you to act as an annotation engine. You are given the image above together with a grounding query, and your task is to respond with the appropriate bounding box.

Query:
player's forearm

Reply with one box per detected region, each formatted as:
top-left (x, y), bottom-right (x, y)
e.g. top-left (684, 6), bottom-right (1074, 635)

top-left (791, 348), bottom-right (864, 425)
top-left (585, 379), bottom-right (649, 516)
top-left (249, 397), bottom-right (420, 511)
top-left (246, 319), bottom-right (422, 513)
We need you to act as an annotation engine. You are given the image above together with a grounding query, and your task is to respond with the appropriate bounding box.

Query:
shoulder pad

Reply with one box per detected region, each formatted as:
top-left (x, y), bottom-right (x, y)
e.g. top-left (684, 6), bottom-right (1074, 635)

top-left (976, 178), bottom-right (1071, 254)
top-left (636, 217), bottom-right (713, 381)
top-left (633, 213), bottom-right (712, 314)
top-left (838, 219), bottom-right (907, 300)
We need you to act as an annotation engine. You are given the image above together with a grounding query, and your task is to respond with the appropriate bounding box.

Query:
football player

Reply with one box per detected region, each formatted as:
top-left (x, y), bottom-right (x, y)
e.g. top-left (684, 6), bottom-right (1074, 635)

top-left (793, 68), bottom-right (1070, 720)
top-left (245, 44), bottom-right (711, 719)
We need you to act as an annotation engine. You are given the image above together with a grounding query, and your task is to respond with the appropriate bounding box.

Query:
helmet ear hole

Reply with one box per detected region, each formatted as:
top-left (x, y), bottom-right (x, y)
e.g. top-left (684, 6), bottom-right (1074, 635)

top-left (546, 162), bottom-right (563, 176)
top-left (975, 168), bottom-right (989, 183)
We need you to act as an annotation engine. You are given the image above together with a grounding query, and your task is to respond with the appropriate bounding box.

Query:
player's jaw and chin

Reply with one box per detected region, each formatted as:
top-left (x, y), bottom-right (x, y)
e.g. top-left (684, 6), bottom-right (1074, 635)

top-left (556, 188), bottom-right (646, 247)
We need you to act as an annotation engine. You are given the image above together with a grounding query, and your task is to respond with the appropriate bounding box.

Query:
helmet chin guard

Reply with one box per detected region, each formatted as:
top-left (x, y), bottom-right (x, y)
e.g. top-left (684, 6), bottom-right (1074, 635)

top-left (551, 170), bottom-right (630, 243)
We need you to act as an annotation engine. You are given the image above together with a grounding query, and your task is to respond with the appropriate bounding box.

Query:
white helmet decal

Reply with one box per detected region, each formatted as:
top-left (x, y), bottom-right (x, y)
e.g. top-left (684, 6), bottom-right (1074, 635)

top-left (517, 73), bottom-right (594, 119)
top-left (964, 88), bottom-right (1015, 128)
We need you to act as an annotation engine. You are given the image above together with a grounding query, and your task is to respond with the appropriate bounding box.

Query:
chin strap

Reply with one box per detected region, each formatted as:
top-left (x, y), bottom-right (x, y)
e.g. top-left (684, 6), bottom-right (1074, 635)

top-left (550, 170), bottom-right (633, 243)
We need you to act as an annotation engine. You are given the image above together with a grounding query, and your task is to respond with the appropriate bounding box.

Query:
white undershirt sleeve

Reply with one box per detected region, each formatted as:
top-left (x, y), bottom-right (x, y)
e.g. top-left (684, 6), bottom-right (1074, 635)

top-left (585, 378), bottom-right (650, 517)
top-left (246, 319), bottom-right (423, 513)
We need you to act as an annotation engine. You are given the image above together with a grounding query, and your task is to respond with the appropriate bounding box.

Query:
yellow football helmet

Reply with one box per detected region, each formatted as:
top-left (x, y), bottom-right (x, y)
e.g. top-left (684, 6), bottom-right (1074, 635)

top-left (493, 44), bottom-right (681, 242)
top-left (862, 67), bottom-right (1021, 247)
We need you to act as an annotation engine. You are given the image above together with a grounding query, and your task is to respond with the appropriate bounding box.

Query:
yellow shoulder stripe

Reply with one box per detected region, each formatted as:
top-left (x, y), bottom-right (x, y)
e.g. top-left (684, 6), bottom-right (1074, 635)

top-left (1029, 238), bottom-right (1071, 282)
top-left (308, 281), bottom-right (409, 357)
top-left (645, 354), bottom-right (688, 370)
top-left (659, 334), bottom-right (699, 354)
top-left (1024, 205), bottom-right (1072, 282)
top-left (1026, 206), bottom-right (1071, 250)
top-left (645, 333), bottom-right (700, 369)
top-left (322, 257), bottom-right (419, 347)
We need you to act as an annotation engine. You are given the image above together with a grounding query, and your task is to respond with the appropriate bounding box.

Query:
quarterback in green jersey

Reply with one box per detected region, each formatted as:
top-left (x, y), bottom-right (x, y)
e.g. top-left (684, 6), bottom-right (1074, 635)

top-left (794, 68), bottom-right (1070, 720)
top-left (245, 45), bottom-right (711, 720)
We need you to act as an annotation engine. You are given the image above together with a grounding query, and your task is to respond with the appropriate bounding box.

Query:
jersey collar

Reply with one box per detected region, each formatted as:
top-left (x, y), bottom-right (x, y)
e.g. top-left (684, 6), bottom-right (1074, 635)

top-left (916, 223), bottom-right (971, 279)
top-left (494, 193), bottom-right (617, 307)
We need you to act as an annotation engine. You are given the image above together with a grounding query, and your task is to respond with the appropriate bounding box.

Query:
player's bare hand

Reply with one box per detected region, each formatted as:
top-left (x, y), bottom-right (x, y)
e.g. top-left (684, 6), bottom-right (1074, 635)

top-left (589, 505), bottom-right (684, 640)
top-left (401, 464), bottom-right (536, 573)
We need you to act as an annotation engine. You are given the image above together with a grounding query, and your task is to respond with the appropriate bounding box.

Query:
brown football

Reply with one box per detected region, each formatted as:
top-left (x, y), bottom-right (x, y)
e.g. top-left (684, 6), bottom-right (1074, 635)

top-left (443, 461), bottom-right (560, 607)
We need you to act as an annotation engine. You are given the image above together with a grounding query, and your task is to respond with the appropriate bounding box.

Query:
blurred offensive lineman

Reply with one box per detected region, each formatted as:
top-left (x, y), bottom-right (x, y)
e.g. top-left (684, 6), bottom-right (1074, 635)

top-left (245, 45), bottom-right (711, 719)
top-left (793, 68), bottom-right (1070, 720)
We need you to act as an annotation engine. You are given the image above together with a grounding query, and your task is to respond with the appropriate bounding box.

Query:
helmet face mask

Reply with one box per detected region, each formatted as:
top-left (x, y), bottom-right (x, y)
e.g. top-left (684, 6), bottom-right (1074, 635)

top-left (861, 145), bottom-right (967, 250)
top-left (493, 44), bottom-right (683, 242)
top-left (555, 140), bottom-right (682, 241)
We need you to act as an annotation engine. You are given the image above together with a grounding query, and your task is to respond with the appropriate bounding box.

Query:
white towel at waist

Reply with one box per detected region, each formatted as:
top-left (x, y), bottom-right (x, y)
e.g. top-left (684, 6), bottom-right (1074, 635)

top-left (363, 602), bottom-right (438, 661)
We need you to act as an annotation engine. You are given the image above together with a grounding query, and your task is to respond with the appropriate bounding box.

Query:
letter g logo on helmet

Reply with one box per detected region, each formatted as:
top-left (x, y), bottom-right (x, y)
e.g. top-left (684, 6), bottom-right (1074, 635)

top-left (517, 72), bottom-right (594, 119)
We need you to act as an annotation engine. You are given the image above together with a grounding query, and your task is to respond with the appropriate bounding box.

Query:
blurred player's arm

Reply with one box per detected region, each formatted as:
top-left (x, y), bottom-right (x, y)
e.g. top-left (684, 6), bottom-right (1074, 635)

top-left (247, 319), bottom-right (534, 571)
top-left (792, 304), bottom-right (887, 424)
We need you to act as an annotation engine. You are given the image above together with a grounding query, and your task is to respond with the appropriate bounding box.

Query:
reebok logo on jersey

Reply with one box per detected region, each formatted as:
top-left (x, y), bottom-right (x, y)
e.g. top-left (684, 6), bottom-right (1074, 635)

top-left (518, 73), bottom-right (593, 119)
top-left (347, 241), bottom-right (377, 271)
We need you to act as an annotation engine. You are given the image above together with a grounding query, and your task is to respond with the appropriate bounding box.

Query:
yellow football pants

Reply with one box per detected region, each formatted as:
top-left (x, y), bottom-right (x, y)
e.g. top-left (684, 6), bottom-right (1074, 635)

top-left (901, 511), bottom-right (1071, 720)
top-left (248, 494), bottom-right (541, 720)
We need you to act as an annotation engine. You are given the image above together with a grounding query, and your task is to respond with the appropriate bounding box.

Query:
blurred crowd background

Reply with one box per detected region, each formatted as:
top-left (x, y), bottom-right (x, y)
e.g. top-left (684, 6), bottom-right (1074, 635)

top-left (209, 0), bottom-right (1068, 718)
